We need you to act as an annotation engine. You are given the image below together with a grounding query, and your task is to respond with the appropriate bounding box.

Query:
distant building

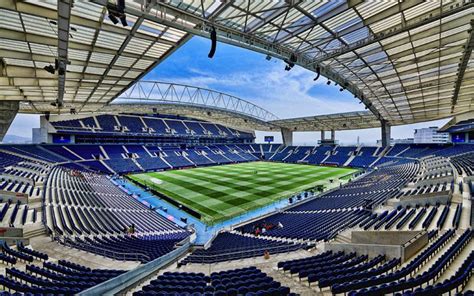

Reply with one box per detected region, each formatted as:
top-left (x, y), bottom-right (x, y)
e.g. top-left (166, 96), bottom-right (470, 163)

top-left (414, 127), bottom-right (449, 144)
top-left (377, 138), bottom-right (414, 145)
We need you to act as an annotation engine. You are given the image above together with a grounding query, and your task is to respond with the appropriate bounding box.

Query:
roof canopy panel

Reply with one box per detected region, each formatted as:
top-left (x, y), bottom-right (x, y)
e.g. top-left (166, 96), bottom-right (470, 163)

top-left (137, 0), bottom-right (473, 126)
top-left (0, 0), bottom-right (189, 113)
top-left (0, 1), bottom-right (472, 132)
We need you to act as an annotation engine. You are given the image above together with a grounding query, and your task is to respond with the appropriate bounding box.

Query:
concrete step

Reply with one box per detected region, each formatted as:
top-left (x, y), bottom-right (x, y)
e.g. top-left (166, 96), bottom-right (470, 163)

top-left (23, 224), bottom-right (47, 239)
top-left (334, 235), bottom-right (351, 244)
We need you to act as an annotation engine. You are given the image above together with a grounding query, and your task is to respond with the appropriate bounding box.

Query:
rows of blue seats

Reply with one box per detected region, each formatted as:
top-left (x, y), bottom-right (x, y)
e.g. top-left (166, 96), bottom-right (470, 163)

top-left (179, 232), bottom-right (305, 265)
top-left (0, 241), bottom-right (125, 294)
top-left (133, 267), bottom-right (295, 296)
top-left (348, 229), bottom-right (472, 295)
top-left (68, 232), bottom-right (188, 263)
top-left (324, 146), bottom-right (356, 166)
top-left (332, 230), bottom-right (454, 294)
top-left (51, 114), bottom-right (254, 139)
top-left (239, 209), bottom-right (368, 241)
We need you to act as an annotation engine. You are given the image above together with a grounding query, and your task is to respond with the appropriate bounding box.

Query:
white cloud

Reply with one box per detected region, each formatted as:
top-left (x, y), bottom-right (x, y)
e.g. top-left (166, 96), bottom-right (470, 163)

top-left (162, 62), bottom-right (363, 119)
top-left (166, 63), bottom-right (453, 146)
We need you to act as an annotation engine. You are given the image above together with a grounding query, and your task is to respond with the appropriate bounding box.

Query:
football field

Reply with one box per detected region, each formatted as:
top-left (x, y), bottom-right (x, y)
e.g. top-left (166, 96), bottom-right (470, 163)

top-left (128, 162), bottom-right (357, 224)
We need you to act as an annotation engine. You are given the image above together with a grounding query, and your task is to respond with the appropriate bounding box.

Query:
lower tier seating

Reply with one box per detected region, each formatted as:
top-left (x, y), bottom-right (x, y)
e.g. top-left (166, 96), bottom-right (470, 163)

top-left (133, 267), bottom-right (296, 296)
top-left (0, 242), bottom-right (125, 295)
top-left (238, 209), bottom-right (368, 241)
top-left (179, 232), bottom-right (306, 265)
top-left (66, 232), bottom-right (189, 263)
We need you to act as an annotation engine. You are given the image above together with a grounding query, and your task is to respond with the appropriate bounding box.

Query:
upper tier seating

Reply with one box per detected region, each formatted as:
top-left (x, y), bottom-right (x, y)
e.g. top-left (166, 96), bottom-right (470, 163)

top-left (386, 144), bottom-right (411, 156)
top-left (50, 114), bottom-right (254, 142)
top-left (96, 115), bottom-right (119, 132)
top-left (117, 115), bottom-right (146, 133)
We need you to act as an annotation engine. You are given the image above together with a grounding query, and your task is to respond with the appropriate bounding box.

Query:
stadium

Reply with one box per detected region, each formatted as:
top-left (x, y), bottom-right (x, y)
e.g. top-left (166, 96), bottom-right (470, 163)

top-left (0, 1), bottom-right (473, 295)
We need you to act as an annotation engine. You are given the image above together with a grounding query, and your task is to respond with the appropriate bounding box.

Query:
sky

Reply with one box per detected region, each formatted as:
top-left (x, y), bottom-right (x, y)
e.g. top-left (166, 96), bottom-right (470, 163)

top-left (5, 36), bottom-right (449, 145)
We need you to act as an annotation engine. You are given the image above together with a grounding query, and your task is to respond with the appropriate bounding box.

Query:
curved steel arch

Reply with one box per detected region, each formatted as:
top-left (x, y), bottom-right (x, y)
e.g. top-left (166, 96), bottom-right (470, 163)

top-left (115, 81), bottom-right (279, 122)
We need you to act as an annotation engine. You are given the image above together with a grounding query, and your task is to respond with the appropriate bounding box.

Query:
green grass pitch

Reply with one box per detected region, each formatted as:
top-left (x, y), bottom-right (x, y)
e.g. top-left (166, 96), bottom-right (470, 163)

top-left (128, 162), bottom-right (357, 224)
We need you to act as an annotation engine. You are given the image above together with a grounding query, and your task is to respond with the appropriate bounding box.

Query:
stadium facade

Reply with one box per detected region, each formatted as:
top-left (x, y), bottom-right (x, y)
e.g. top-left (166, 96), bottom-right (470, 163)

top-left (0, 1), bottom-right (473, 295)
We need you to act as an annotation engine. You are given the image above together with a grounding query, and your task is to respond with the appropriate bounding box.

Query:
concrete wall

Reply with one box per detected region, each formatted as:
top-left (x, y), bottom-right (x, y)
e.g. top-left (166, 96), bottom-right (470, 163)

top-left (395, 191), bottom-right (451, 207)
top-left (403, 232), bottom-right (428, 261)
top-left (325, 231), bottom-right (427, 262)
top-left (409, 176), bottom-right (454, 188)
top-left (351, 231), bottom-right (422, 245)
top-left (281, 128), bottom-right (293, 146)
top-left (0, 191), bottom-right (29, 203)
top-left (325, 243), bottom-right (403, 260)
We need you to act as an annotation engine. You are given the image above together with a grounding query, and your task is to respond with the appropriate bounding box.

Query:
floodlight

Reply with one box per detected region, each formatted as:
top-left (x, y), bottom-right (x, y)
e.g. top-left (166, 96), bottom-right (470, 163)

top-left (107, 0), bottom-right (127, 27)
top-left (108, 14), bottom-right (119, 24)
top-left (313, 66), bottom-right (320, 81)
top-left (44, 65), bottom-right (55, 74)
top-left (208, 27), bottom-right (217, 58)
top-left (284, 53), bottom-right (297, 71)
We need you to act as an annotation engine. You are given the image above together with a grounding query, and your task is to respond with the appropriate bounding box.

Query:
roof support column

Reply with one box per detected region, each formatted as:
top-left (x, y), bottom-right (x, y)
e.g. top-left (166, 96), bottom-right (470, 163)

top-left (281, 127), bottom-right (293, 147)
top-left (381, 120), bottom-right (391, 148)
top-left (321, 130), bottom-right (326, 141)
top-left (0, 101), bottom-right (19, 141)
top-left (331, 130), bottom-right (336, 141)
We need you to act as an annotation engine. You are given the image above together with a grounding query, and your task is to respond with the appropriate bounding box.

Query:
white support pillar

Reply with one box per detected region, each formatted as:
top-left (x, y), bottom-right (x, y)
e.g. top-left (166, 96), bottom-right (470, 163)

top-left (381, 120), bottom-right (391, 148)
top-left (281, 128), bottom-right (293, 146)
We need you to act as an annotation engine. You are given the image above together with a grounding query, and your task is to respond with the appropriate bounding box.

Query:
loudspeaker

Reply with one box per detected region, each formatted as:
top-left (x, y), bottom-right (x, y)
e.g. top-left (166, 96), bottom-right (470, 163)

top-left (208, 27), bottom-right (217, 58)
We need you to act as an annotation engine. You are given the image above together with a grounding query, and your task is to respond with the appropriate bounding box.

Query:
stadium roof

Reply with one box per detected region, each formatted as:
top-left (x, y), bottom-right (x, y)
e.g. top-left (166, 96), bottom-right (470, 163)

top-left (0, 0), bottom-right (473, 137)
top-left (0, 0), bottom-right (190, 113)
top-left (270, 111), bottom-right (380, 132)
top-left (119, 0), bottom-right (474, 126)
